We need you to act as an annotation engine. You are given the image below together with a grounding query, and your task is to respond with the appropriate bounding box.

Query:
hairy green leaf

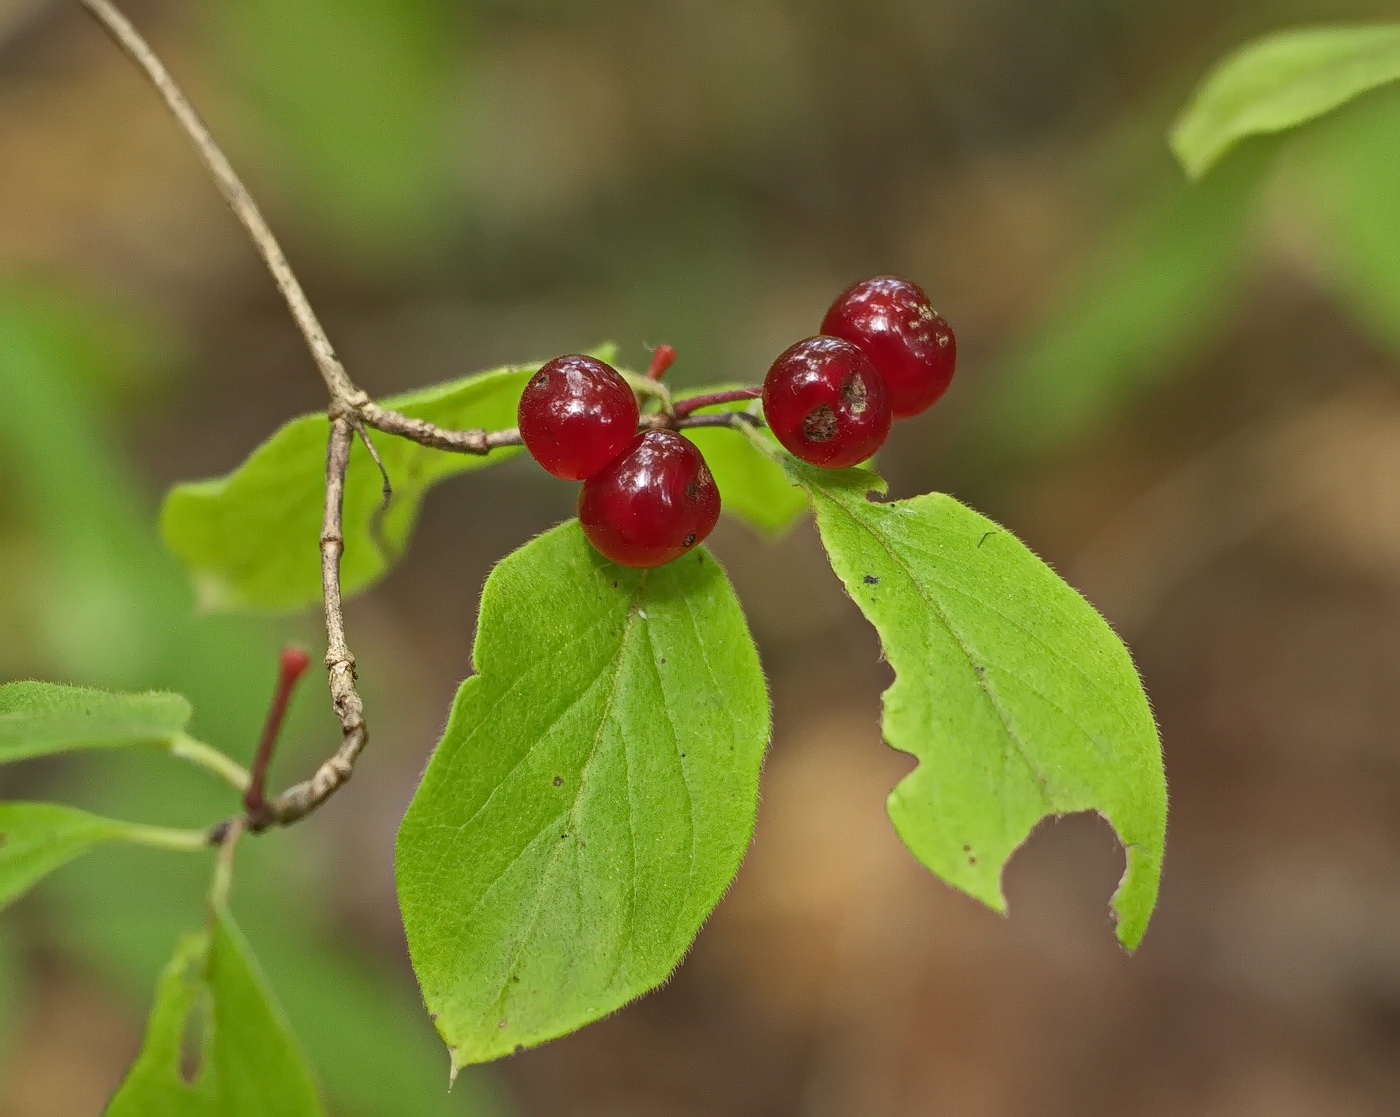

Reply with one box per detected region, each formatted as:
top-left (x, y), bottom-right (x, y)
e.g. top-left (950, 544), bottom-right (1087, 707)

top-left (162, 352), bottom-right (611, 614)
top-left (107, 907), bottom-right (324, 1116)
top-left (0, 803), bottom-right (123, 911)
top-left (1172, 23), bottom-right (1400, 179)
top-left (797, 464), bottom-right (1165, 949)
top-left (397, 521), bottom-right (769, 1069)
top-left (0, 682), bottom-right (191, 764)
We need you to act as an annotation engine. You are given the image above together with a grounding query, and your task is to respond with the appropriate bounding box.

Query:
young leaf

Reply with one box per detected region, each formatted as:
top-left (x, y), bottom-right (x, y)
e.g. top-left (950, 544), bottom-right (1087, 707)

top-left (0, 802), bottom-right (123, 911)
top-left (1171, 23), bottom-right (1400, 179)
top-left (396, 520), bottom-right (769, 1069)
top-left (795, 463), bottom-right (1165, 950)
top-left (0, 682), bottom-right (191, 764)
top-left (677, 386), bottom-right (806, 535)
top-left (162, 351), bottom-right (612, 614)
top-left (107, 907), bottom-right (325, 1116)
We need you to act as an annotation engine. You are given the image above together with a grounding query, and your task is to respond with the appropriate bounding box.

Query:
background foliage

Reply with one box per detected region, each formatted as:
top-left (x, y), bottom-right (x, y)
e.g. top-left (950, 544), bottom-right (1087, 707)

top-left (3, 0), bottom-right (1400, 1113)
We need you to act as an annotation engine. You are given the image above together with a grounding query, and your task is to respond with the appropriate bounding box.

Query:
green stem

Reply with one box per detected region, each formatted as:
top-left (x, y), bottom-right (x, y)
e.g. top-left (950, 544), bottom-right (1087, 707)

top-left (114, 820), bottom-right (213, 853)
top-left (170, 733), bottom-right (252, 792)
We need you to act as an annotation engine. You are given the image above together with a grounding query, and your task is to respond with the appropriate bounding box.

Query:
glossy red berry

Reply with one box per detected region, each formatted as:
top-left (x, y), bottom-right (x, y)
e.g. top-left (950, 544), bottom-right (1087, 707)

top-left (762, 336), bottom-right (892, 468)
top-left (518, 355), bottom-right (640, 480)
top-left (820, 276), bottom-right (956, 418)
top-left (578, 430), bottom-right (721, 568)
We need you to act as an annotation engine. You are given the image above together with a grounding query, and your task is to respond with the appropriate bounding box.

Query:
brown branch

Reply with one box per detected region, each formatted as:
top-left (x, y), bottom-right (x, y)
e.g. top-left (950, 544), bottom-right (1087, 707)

top-left (79, 0), bottom-right (372, 830)
top-left (79, 0), bottom-right (770, 837)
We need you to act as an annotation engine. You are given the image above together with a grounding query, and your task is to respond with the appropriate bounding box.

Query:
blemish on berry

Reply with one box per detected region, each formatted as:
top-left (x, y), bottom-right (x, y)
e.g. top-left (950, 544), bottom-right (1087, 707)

top-left (685, 479), bottom-right (699, 500)
top-left (841, 373), bottom-right (869, 416)
top-left (863, 574), bottom-right (879, 585)
top-left (553, 776), bottom-right (563, 787)
top-left (682, 532), bottom-right (697, 548)
top-left (802, 404), bottom-right (838, 442)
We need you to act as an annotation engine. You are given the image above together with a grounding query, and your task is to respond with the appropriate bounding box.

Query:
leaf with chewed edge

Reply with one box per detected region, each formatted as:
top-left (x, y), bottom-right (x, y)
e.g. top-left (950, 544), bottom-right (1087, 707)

top-left (106, 906), bottom-right (325, 1115)
top-left (396, 520), bottom-right (769, 1068)
top-left (795, 461), bottom-right (1166, 949)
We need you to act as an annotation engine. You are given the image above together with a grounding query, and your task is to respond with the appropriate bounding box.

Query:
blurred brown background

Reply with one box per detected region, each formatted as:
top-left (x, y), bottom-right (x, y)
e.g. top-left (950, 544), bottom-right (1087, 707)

top-left (3, 0), bottom-right (1400, 1113)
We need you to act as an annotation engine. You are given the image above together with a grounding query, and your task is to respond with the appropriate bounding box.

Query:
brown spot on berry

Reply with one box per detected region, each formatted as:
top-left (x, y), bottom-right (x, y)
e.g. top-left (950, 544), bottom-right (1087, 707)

top-left (803, 404), bottom-right (837, 442)
top-left (682, 532), bottom-right (697, 548)
top-left (841, 373), bottom-right (869, 416)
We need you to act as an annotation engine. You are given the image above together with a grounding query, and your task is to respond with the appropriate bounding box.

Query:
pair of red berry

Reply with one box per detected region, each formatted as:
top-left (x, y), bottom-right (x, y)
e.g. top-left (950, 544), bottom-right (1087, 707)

top-left (762, 276), bottom-right (957, 469)
top-left (517, 276), bottom-right (955, 570)
top-left (518, 355), bottom-right (721, 569)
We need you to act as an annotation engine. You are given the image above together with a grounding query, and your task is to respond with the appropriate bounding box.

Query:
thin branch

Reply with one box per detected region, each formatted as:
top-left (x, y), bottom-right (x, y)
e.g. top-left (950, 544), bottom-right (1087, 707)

top-left (360, 403), bottom-right (522, 453)
top-left (257, 418), bottom-right (368, 828)
top-left (77, 0), bottom-right (362, 408)
top-left (673, 387), bottom-right (761, 420)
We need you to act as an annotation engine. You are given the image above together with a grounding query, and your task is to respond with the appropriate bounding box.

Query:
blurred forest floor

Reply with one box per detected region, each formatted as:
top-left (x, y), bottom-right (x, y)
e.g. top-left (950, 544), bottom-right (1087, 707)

top-left (3, 0), bottom-right (1400, 1114)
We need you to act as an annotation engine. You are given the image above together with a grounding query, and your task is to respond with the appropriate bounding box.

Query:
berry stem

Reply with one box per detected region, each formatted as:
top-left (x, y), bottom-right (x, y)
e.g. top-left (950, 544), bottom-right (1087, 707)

top-left (646, 344), bottom-right (678, 381)
top-left (672, 387), bottom-right (761, 419)
top-left (243, 647), bottom-right (314, 824)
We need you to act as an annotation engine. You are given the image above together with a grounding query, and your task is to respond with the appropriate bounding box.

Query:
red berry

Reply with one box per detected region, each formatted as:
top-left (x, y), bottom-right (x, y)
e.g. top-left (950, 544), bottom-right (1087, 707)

top-left (518, 355), bottom-right (639, 480)
top-left (820, 276), bottom-right (956, 418)
top-left (762, 336), bottom-right (892, 468)
top-left (578, 430), bottom-right (721, 568)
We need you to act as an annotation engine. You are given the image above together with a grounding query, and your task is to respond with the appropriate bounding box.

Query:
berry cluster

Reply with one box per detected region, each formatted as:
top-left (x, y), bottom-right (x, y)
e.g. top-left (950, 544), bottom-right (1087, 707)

top-left (764, 276), bottom-right (956, 467)
top-left (519, 355), bottom-right (721, 569)
top-left (518, 277), bottom-right (954, 569)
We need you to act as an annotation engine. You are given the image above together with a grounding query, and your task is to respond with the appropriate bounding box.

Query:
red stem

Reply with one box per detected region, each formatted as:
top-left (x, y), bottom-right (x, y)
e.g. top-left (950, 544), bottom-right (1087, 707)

top-left (244, 646), bottom-right (313, 820)
top-left (646, 344), bottom-right (677, 381)
top-left (672, 387), bottom-right (761, 419)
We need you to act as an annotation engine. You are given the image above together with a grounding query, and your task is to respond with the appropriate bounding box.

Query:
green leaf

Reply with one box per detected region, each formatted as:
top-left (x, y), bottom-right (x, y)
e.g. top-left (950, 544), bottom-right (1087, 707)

top-left (796, 463), bottom-right (1166, 950)
top-left (396, 520), bottom-right (769, 1069)
top-left (107, 907), bottom-right (325, 1116)
top-left (0, 802), bottom-right (123, 911)
top-left (162, 350), bottom-right (610, 614)
top-left (1286, 85), bottom-right (1400, 358)
top-left (675, 387), bottom-right (805, 535)
top-left (1171, 23), bottom-right (1400, 179)
top-left (0, 682), bottom-right (191, 764)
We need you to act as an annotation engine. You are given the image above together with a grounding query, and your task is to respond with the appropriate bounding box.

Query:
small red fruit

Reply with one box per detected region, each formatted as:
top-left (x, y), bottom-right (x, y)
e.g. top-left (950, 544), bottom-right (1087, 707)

top-left (578, 430), bottom-right (721, 568)
top-left (762, 336), bottom-right (892, 468)
top-left (820, 276), bottom-right (956, 418)
top-left (518, 355), bottom-right (640, 480)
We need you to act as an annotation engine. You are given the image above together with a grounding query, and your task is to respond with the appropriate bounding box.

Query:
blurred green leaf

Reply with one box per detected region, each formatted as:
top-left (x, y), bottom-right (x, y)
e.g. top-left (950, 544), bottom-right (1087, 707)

top-left (1172, 23), bottom-right (1400, 180)
top-left (797, 463), bottom-right (1166, 950)
top-left (397, 521), bottom-right (768, 1068)
top-left (1288, 85), bottom-right (1400, 356)
top-left (107, 907), bottom-right (325, 1116)
top-left (0, 683), bottom-right (191, 764)
top-left (981, 147), bottom-right (1269, 457)
top-left (210, 0), bottom-right (464, 261)
top-left (0, 803), bottom-right (127, 912)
